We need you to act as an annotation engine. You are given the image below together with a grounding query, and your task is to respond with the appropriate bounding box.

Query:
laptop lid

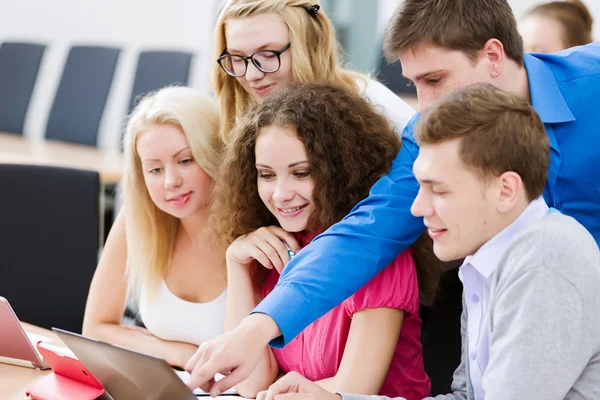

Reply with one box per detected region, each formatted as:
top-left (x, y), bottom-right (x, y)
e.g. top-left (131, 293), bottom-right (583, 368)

top-left (0, 296), bottom-right (47, 369)
top-left (53, 328), bottom-right (197, 400)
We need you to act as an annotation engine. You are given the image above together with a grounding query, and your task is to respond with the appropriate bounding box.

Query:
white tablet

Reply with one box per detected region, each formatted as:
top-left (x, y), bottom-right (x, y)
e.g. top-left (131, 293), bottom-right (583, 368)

top-left (0, 296), bottom-right (49, 369)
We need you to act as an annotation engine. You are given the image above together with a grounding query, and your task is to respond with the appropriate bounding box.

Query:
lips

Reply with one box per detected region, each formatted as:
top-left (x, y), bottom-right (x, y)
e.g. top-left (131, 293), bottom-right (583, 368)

top-left (167, 192), bottom-right (192, 206)
top-left (253, 84), bottom-right (274, 96)
top-left (427, 227), bottom-right (447, 239)
top-left (277, 204), bottom-right (307, 218)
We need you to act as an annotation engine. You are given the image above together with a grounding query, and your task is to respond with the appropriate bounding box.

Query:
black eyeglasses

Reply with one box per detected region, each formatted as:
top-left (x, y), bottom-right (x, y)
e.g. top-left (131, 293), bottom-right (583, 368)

top-left (217, 43), bottom-right (291, 77)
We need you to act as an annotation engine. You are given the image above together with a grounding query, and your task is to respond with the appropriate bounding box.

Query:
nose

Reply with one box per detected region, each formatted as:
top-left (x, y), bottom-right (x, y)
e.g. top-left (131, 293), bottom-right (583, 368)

top-left (164, 166), bottom-right (182, 190)
top-left (245, 60), bottom-right (266, 82)
top-left (272, 177), bottom-right (294, 204)
top-left (410, 187), bottom-right (433, 218)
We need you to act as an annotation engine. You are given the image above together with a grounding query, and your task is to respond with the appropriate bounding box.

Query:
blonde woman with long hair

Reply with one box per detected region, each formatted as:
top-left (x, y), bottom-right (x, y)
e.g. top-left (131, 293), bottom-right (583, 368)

top-left (211, 0), bottom-right (415, 142)
top-left (83, 87), bottom-right (226, 369)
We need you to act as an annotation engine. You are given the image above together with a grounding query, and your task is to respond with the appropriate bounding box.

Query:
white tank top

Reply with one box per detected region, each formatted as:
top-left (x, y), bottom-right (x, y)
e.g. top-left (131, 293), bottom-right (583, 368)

top-left (139, 281), bottom-right (227, 346)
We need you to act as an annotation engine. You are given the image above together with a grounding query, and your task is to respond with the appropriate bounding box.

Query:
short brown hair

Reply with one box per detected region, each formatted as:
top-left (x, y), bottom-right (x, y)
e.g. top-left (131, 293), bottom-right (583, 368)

top-left (212, 82), bottom-right (441, 297)
top-left (415, 83), bottom-right (549, 201)
top-left (524, 0), bottom-right (593, 48)
top-left (383, 0), bottom-right (524, 66)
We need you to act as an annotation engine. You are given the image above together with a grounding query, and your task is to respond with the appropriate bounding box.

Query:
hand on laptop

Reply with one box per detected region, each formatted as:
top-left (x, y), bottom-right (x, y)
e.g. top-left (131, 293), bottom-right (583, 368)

top-left (185, 313), bottom-right (281, 396)
top-left (257, 372), bottom-right (341, 400)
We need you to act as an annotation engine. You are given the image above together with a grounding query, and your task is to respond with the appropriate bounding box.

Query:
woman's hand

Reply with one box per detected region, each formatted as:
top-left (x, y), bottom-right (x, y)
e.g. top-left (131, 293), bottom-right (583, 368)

top-left (257, 372), bottom-right (341, 400)
top-left (226, 226), bottom-right (300, 273)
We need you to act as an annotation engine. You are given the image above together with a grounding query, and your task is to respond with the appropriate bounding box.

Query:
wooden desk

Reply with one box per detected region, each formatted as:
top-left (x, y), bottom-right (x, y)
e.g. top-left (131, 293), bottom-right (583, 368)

top-left (0, 324), bottom-right (59, 400)
top-left (0, 132), bottom-right (124, 185)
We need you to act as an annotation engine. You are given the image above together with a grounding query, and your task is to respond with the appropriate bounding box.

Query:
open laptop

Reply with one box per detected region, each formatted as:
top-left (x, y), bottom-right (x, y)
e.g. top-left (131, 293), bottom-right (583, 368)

top-left (53, 328), bottom-right (238, 399)
top-left (0, 296), bottom-right (49, 369)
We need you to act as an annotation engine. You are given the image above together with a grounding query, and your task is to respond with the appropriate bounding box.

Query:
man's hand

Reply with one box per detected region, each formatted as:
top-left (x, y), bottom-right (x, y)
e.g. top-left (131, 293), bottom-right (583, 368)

top-left (185, 313), bottom-right (281, 396)
top-left (257, 372), bottom-right (341, 400)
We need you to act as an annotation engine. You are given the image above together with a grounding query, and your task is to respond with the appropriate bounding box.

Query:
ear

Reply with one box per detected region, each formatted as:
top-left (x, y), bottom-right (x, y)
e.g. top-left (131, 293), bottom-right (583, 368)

top-left (481, 39), bottom-right (505, 79)
top-left (496, 171), bottom-right (522, 213)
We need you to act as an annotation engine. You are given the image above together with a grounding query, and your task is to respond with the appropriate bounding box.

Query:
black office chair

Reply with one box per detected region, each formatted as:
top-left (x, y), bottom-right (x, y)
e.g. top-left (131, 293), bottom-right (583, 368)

top-left (0, 164), bottom-right (100, 333)
top-left (422, 263), bottom-right (464, 396)
top-left (45, 46), bottom-right (121, 146)
top-left (128, 50), bottom-right (193, 112)
top-left (0, 42), bottom-right (46, 134)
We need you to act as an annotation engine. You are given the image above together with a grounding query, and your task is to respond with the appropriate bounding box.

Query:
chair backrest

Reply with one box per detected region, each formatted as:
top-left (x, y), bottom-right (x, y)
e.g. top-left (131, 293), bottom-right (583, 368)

top-left (0, 164), bottom-right (100, 333)
top-left (0, 42), bottom-right (46, 135)
top-left (128, 50), bottom-right (193, 111)
top-left (45, 46), bottom-right (121, 146)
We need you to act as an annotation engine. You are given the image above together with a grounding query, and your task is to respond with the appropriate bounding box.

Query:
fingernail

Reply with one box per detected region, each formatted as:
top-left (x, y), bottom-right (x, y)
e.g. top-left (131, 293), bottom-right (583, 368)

top-left (275, 395), bottom-right (284, 400)
top-left (211, 389), bottom-right (221, 398)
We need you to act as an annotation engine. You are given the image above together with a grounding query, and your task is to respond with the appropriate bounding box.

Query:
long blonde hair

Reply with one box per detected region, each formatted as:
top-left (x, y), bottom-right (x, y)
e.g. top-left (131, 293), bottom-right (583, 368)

top-left (122, 86), bottom-right (222, 302)
top-left (212, 0), bottom-right (367, 141)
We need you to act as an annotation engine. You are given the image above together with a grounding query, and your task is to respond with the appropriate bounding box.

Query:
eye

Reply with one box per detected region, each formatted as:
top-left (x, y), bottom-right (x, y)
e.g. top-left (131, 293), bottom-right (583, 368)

top-left (258, 171), bottom-right (275, 180)
top-left (432, 189), bottom-right (446, 196)
top-left (180, 158), bottom-right (193, 165)
top-left (148, 167), bottom-right (162, 174)
top-left (293, 170), bottom-right (310, 179)
top-left (427, 78), bottom-right (441, 86)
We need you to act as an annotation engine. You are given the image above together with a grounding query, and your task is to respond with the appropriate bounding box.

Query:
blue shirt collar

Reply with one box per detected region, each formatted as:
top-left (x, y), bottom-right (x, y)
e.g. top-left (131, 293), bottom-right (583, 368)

top-left (524, 53), bottom-right (575, 124)
top-left (462, 197), bottom-right (550, 279)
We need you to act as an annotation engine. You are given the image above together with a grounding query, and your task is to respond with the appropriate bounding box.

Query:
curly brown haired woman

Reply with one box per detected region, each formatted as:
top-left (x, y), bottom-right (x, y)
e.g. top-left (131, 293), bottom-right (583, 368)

top-left (211, 82), bottom-right (437, 399)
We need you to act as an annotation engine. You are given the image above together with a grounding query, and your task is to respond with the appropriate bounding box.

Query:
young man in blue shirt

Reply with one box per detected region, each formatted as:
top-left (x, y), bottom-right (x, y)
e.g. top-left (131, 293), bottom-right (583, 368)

top-left (185, 0), bottom-right (600, 394)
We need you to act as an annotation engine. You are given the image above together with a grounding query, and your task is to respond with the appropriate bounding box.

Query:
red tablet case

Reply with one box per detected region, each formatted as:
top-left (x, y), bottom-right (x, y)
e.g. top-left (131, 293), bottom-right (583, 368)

top-left (25, 342), bottom-right (105, 400)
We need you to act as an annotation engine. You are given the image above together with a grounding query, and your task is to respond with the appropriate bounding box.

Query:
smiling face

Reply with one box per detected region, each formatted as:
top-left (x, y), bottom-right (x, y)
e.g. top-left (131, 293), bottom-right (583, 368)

top-left (255, 125), bottom-right (316, 233)
top-left (410, 139), bottom-right (503, 261)
top-left (399, 43), bottom-right (496, 112)
top-left (136, 123), bottom-right (213, 220)
top-left (224, 13), bottom-right (294, 101)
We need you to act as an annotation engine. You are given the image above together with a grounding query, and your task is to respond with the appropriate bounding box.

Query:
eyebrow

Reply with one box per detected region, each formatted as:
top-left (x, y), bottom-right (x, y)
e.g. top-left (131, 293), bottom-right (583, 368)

top-left (402, 69), bottom-right (446, 82)
top-left (418, 178), bottom-right (446, 185)
top-left (227, 43), bottom-right (284, 54)
top-left (142, 147), bottom-right (190, 162)
top-left (256, 161), bottom-right (309, 169)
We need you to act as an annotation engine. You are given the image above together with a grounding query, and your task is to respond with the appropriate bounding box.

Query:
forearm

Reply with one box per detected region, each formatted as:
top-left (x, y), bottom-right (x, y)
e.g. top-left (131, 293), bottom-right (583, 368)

top-left (83, 320), bottom-right (190, 367)
top-left (224, 260), bottom-right (259, 331)
top-left (225, 261), bottom-right (279, 397)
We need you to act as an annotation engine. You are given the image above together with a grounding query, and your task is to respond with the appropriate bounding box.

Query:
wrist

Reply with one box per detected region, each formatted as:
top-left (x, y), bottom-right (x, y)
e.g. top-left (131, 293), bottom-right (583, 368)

top-left (240, 313), bottom-right (281, 345)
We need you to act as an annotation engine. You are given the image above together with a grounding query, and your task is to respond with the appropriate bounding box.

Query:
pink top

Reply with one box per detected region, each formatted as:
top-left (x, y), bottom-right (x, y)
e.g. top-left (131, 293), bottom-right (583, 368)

top-left (262, 232), bottom-right (431, 399)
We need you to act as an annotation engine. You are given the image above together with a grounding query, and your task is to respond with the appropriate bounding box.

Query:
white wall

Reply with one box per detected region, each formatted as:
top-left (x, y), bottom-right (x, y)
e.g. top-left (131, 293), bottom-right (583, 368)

top-left (0, 0), bottom-right (220, 150)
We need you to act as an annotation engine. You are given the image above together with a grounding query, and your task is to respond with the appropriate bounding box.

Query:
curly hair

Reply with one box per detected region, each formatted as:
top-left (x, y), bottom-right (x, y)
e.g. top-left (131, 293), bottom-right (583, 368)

top-left (212, 82), bottom-right (441, 297)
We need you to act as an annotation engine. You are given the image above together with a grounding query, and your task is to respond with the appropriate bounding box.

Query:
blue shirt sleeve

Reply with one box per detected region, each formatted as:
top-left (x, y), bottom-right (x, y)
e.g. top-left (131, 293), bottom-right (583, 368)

top-left (253, 115), bottom-right (426, 347)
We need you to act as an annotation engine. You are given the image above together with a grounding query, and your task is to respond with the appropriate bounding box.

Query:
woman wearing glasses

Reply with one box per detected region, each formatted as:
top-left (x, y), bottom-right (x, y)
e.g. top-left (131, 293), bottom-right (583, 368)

top-left (212, 0), bottom-right (415, 142)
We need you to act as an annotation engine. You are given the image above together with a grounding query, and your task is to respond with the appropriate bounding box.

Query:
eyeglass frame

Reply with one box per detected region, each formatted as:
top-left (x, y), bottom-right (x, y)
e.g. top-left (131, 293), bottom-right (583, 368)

top-left (217, 42), bottom-right (291, 77)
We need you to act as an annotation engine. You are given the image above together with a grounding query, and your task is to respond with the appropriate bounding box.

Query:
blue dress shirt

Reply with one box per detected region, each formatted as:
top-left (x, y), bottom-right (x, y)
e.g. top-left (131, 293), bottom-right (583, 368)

top-left (254, 42), bottom-right (600, 347)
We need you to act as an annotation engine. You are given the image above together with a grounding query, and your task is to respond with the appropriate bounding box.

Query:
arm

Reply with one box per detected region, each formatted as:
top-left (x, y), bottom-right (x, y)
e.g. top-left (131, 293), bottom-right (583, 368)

top-left (254, 116), bottom-right (425, 347)
top-left (224, 250), bottom-right (279, 397)
top-left (82, 210), bottom-right (197, 369)
top-left (317, 308), bottom-right (404, 394)
top-left (483, 267), bottom-right (590, 400)
top-left (223, 226), bottom-right (302, 397)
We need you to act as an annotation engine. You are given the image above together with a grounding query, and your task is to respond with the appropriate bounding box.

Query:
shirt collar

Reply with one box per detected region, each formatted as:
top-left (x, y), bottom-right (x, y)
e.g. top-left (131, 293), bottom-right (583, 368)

top-left (524, 53), bottom-right (575, 124)
top-left (462, 197), bottom-right (549, 279)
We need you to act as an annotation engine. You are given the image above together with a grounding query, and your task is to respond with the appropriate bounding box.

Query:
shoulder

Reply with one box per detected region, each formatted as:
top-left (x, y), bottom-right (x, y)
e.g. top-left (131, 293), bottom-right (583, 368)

top-left (344, 249), bottom-right (420, 315)
top-left (529, 42), bottom-right (600, 83)
top-left (499, 212), bottom-right (600, 286)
